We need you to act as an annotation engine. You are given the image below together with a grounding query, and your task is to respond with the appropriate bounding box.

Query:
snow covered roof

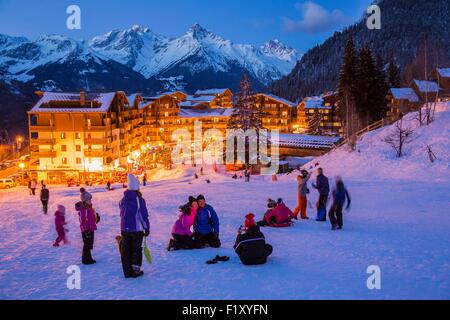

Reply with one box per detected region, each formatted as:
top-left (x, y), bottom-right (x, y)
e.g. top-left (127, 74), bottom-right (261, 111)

top-left (414, 80), bottom-right (440, 93)
top-left (390, 88), bottom-right (419, 103)
top-left (195, 88), bottom-right (230, 95)
top-left (437, 68), bottom-right (450, 78)
top-left (186, 95), bottom-right (216, 103)
top-left (30, 92), bottom-right (117, 113)
top-left (274, 133), bottom-right (340, 149)
top-left (178, 108), bottom-right (235, 119)
top-left (256, 93), bottom-right (296, 107)
top-left (302, 96), bottom-right (332, 109)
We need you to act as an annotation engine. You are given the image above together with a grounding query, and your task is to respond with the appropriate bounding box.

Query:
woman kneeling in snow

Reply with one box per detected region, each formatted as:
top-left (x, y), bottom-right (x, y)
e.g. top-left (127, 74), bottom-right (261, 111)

top-left (257, 198), bottom-right (294, 228)
top-left (234, 214), bottom-right (273, 266)
top-left (167, 196), bottom-right (198, 251)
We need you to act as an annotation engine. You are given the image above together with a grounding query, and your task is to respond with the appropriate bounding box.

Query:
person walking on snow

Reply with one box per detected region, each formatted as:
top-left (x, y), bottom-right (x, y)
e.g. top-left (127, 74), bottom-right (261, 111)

top-left (119, 174), bottom-right (150, 278)
top-left (234, 214), bottom-right (273, 266)
top-left (40, 185), bottom-right (50, 214)
top-left (75, 198), bottom-right (97, 265)
top-left (293, 170), bottom-right (312, 220)
top-left (53, 205), bottom-right (68, 247)
top-left (329, 177), bottom-right (351, 230)
top-left (193, 195), bottom-right (221, 249)
top-left (168, 196), bottom-right (198, 251)
top-left (312, 168), bottom-right (329, 222)
top-left (30, 179), bottom-right (37, 196)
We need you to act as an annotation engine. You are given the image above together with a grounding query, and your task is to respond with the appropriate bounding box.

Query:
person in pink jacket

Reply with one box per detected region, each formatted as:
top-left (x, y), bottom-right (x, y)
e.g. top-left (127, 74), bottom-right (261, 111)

top-left (53, 205), bottom-right (68, 247)
top-left (75, 200), bottom-right (97, 265)
top-left (168, 196), bottom-right (198, 251)
top-left (258, 198), bottom-right (294, 228)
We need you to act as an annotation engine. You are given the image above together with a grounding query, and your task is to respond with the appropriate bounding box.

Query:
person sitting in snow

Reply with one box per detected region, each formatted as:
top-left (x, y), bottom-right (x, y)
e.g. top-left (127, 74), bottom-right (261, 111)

top-left (75, 197), bottom-right (97, 265)
top-left (193, 195), bottom-right (221, 249)
top-left (53, 205), bottom-right (68, 247)
top-left (234, 214), bottom-right (273, 266)
top-left (328, 177), bottom-right (351, 230)
top-left (258, 198), bottom-right (294, 228)
top-left (168, 196), bottom-right (198, 251)
top-left (118, 174), bottom-right (150, 278)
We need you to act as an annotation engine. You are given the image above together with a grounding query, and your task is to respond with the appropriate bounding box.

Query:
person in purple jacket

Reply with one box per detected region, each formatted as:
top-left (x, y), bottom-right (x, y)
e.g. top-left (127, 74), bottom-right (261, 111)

top-left (193, 194), bottom-right (221, 249)
top-left (119, 174), bottom-right (150, 279)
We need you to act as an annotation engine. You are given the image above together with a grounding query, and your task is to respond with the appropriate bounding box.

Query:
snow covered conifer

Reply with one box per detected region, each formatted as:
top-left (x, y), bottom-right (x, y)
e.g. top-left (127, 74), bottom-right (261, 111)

top-left (228, 73), bottom-right (263, 131)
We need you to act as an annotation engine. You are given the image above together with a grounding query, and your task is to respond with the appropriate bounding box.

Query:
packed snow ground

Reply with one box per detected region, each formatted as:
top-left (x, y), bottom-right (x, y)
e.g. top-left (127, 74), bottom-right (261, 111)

top-left (0, 105), bottom-right (449, 300)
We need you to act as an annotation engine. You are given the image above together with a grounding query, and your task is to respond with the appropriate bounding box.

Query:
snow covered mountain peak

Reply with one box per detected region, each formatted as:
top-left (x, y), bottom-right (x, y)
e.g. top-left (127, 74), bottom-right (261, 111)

top-left (260, 39), bottom-right (298, 61)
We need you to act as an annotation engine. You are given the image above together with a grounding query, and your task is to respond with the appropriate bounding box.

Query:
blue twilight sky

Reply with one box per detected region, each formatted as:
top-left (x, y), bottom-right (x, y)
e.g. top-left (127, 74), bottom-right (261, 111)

top-left (0, 0), bottom-right (374, 52)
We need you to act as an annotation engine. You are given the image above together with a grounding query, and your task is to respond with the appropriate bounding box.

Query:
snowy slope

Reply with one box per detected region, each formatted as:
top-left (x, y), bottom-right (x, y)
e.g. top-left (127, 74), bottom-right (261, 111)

top-left (89, 24), bottom-right (301, 84)
top-left (309, 103), bottom-right (450, 181)
top-left (0, 164), bottom-right (449, 299)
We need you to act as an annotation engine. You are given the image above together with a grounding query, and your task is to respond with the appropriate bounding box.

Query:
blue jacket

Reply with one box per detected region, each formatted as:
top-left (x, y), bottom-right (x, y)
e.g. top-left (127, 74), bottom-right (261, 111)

top-left (194, 204), bottom-right (220, 235)
top-left (333, 184), bottom-right (351, 208)
top-left (119, 191), bottom-right (150, 233)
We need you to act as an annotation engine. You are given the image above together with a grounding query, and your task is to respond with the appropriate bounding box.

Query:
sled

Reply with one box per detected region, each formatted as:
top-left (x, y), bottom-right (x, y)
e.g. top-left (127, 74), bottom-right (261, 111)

top-left (115, 235), bottom-right (122, 255)
top-left (144, 237), bottom-right (153, 264)
top-left (268, 221), bottom-right (294, 228)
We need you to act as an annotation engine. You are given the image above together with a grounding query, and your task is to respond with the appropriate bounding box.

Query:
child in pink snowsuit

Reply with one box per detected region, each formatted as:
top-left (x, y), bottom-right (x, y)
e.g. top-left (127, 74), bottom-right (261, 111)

top-left (53, 205), bottom-right (68, 247)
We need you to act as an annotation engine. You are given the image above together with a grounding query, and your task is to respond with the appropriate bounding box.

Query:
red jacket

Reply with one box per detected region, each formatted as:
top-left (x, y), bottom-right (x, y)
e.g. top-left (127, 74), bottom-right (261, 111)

top-left (264, 204), bottom-right (293, 225)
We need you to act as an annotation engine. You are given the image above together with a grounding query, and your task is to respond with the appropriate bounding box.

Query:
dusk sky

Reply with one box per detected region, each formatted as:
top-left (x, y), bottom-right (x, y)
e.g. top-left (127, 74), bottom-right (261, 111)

top-left (0, 0), bottom-right (374, 52)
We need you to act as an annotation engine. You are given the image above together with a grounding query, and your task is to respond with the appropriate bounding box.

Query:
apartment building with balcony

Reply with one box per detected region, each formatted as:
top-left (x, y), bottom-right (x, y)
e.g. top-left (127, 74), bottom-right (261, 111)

top-left (254, 93), bottom-right (296, 133)
top-left (28, 91), bottom-right (130, 184)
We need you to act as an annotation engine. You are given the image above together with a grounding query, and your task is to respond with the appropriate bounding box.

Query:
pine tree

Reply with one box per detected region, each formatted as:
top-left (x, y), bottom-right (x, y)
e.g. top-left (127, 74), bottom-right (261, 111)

top-left (228, 73), bottom-right (263, 131)
top-left (307, 108), bottom-right (322, 135)
top-left (337, 36), bottom-right (358, 140)
top-left (387, 58), bottom-right (401, 88)
top-left (374, 54), bottom-right (389, 122)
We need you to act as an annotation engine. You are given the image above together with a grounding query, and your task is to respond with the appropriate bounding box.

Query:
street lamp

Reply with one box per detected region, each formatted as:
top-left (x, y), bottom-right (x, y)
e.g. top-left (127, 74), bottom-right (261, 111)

top-left (19, 162), bottom-right (25, 180)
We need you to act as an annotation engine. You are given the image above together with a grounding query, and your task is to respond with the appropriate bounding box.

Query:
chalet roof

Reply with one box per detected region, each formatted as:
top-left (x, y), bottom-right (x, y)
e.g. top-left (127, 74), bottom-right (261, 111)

top-left (195, 88), bottom-right (230, 95)
top-left (303, 96), bottom-right (332, 109)
top-left (390, 88), bottom-right (419, 103)
top-left (274, 133), bottom-right (340, 149)
top-left (437, 68), bottom-right (450, 78)
top-left (186, 95), bottom-right (216, 102)
top-left (30, 92), bottom-right (117, 113)
top-left (256, 93), bottom-right (296, 107)
top-left (413, 80), bottom-right (440, 93)
top-left (178, 108), bottom-right (235, 119)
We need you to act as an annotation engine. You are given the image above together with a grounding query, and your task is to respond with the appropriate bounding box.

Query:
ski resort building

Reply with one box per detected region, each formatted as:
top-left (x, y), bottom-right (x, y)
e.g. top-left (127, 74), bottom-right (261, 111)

top-left (411, 79), bottom-right (440, 102)
top-left (194, 88), bottom-right (233, 108)
top-left (254, 93), bottom-right (296, 133)
top-left (387, 88), bottom-right (420, 121)
top-left (28, 91), bottom-right (134, 184)
top-left (436, 68), bottom-right (450, 101)
top-left (296, 92), bottom-right (342, 135)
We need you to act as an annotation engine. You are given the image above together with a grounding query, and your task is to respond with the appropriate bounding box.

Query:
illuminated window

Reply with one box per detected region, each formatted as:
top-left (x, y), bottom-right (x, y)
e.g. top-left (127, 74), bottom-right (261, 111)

top-left (61, 145), bottom-right (67, 152)
top-left (62, 157), bottom-right (68, 165)
top-left (61, 132), bottom-right (66, 139)
top-left (87, 119), bottom-right (91, 127)
top-left (76, 145), bottom-right (81, 152)
top-left (75, 132), bottom-right (81, 139)
top-left (76, 158), bottom-right (82, 164)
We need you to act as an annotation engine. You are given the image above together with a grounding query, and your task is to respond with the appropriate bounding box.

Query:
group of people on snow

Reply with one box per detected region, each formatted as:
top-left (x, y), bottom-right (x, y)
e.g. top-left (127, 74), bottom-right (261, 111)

top-left (38, 163), bottom-right (351, 278)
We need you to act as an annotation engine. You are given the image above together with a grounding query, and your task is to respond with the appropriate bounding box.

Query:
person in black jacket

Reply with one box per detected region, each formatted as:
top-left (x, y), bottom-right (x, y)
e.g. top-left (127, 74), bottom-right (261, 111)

top-left (312, 168), bottom-right (330, 222)
top-left (234, 214), bottom-right (273, 266)
top-left (40, 185), bottom-right (50, 214)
